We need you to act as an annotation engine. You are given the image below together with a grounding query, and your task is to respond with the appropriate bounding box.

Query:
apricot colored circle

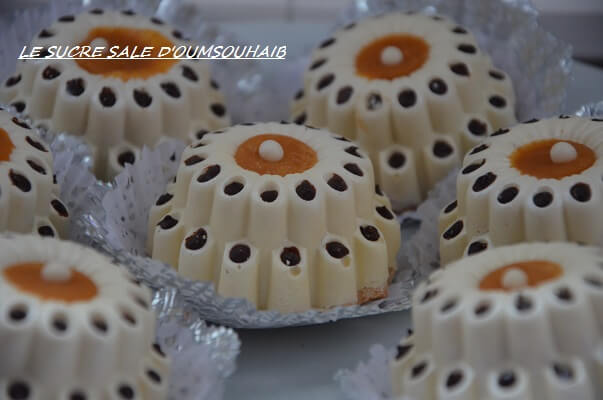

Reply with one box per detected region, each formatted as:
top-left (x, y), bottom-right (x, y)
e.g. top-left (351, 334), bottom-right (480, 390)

top-left (235, 134), bottom-right (318, 176)
top-left (76, 26), bottom-right (177, 81)
top-left (355, 34), bottom-right (430, 80)
top-left (3, 262), bottom-right (98, 302)
top-left (479, 260), bottom-right (563, 291)
top-left (510, 139), bottom-right (596, 179)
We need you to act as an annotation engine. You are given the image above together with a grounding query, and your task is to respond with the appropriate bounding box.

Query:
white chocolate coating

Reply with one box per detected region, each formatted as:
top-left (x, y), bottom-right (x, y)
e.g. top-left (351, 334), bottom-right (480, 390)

top-left (391, 242), bottom-right (603, 400)
top-left (0, 235), bottom-right (169, 399)
top-left (147, 122), bottom-right (401, 312)
top-left (0, 9), bottom-right (230, 180)
top-left (292, 12), bottom-right (516, 212)
top-left (0, 108), bottom-right (68, 238)
top-left (439, 116), bottom-right (603, 265)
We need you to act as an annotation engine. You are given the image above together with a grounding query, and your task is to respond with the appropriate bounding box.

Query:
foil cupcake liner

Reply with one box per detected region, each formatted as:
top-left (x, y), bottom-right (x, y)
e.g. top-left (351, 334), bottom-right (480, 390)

top-left (405, 100), bottom-right (603, 283)
top-left (72, 139), bottom-right (415, 328)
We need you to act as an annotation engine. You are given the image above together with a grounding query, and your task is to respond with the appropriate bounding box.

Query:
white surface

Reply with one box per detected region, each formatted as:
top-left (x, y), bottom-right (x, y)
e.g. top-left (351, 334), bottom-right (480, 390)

top-left (221, 21), bottom-right (603, 400)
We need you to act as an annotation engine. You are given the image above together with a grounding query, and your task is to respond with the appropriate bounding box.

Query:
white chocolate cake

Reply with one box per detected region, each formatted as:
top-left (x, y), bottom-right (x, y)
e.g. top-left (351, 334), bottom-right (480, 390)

top-left (439, 116), bottom-right (603, 265)
top-left (391, 242), bottom-right (603, 400)
top-left (291, 12), bottom-right (516, 212)
top-left (0, 235), bottom-right (170, 400)
top-left (0, 9), bottom-right (230, 180)
top-left (147, 122), bottom-right (401, 312)
top-left (0, 108), bottom-right (68, 237)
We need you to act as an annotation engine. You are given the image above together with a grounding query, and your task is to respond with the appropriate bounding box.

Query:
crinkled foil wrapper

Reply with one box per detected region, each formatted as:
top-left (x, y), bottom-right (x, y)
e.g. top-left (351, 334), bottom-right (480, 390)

top-left (405, 100), bottom-right (603, 284)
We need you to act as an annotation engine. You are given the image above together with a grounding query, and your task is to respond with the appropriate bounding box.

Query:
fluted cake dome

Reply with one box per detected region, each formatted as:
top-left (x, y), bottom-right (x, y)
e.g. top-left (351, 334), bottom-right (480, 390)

top-left (0, 108), bottom-right (68, 237)
top-left (0, 9), bottom-right (230, 180)
top-left (0, 235), bottom-right (169, 399)
top-left (147, 122), bottom-right (401, 312)
top-left (291, 11), bottom-right (516, 213)
top-left (439, 116), bottom-right (603, 265)
top-left (391, 242), bottom-right (603, 400)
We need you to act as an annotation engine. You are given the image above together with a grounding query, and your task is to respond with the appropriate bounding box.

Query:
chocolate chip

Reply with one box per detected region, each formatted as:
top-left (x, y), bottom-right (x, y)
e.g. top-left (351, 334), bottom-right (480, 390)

top-left (489, 70), bottom-right (505, 80)
top-left (433, 140), bottom-right (453, 158)
top-left (472, 172), bottom-right (497, 192)
top-left (38, 225), bottom-right (54, 237)
top-left (70, 391), bottom-right (87, 400)
top-left (491, 128), bottom-right (510, 136)
top-left (411, 361), bottom-right (427, 378)
top-left (523, 118), bottom-right (539, 124)
top-left (470, 143), bottom-right (489, 155)
top-left (12, 117), bottom-right (30, 129)
top-left (197, 165), bottom-right (221, 183)
top-left (327, 174), bottom-right (347, 192)
top-left (585, 276), bottom-right (603, 288)
top-left (172, 30), bottom-right (183, 39)
top-left (387, 151), bottom-right (406, 168)
top-left (118, 151), bottom-right (135, 167)
top-left (375, 184), bottom-right (383, 196)
top-left (592, 118), bottom-right (603, 122)
top-left (99, 87), bottom-right (116, 107)
top-left (345, 146), bottom-right (363, 158)
top-left (446, 370), bottom-right (464, 388)
top-left (26, 136), bottom-right (46, 152)
top-left (319, 37), bottom-right (335, 48)
top-left (51, 199), bottom-right (68, 217)
top-left (376, 206), bottom-right (394, 220)
top-left (42, 66), bottom-right (60, 80)
top-left (66, 78), bottom-right (85, 96)
top-left (336, 86), bottom-right (353, 104)
top-left (344, 22), bottom-right (356, 30)
top-left (185, 228), bottom-right (207, 250)
top-left (450, 63), bottom-right (470, 76)
top-left (92, 318), bottom-right (108, 333)
top-left (90, 8), bottom-right (104, 14)
top-left (443, 220), bottom-right (463, 239)
top-left (489, 95), bottom-right (506, 108)
top-left (184, 155), bottom-right (204, 166)
top-left (440, 299), bottom-right (457, 313)
top-left (533, 191), bottom-right (553, 207)
top-left (210, 79), bottom-right (220, 89)
top-left (122, 9), bottom-right (135, 15)
top-left (326, 241), bottom-right (349, 259)
top-left (559, 114), bottom-right (570, 119)
top-left (133, 89), bottom-right (152, 107)
top-left (395, 344), bottom-right (413, 360)
top-left (398, 89), bottom-right (417, 108)
top-left (555, 287), bottom-right (573, 302)
top-left (474, 302), bottom-right (491, 316)
top-left (498, 187), bottom-right (519, 204)
top-left (366, 93), bottom-right (382, 110)
top-left (161, 82), bottom-right (180, 98)
top-left (552, 363), bottom-right (574, 380)
top-left (9, 306), bottom-right (27, 321)
top-left (8, 381), bottom-right (30, 399)
top-left (229, 244), bottom-right (251, 263)
top-left (224, 181), bottom-right (244, 196)
top-left (195, 130), bottom-right (208, 140)
top-left (5, 74), bottom-right (21, 87)
top-left (467, 241), bottom-right (487, 255)
top-left (294, 89), bottom-right (304, 100)
top-left (468, 119), bottom-right (487, 135)
top-left (170, 153), bottom-right (176, 162)
top-left (261, 190), bottom-right (278, 202)
top-left (444, 201), bottom-right (457, 214)
top-left (462, 159), bottom-right (485, 175)
top-left (58, 15), bottom-right (75, 22)
top-left (498, 371), bottom-right (516, 387)
top-left (296, 180), bottom-right (316, 201)
top-left (210, 103), bottom-right (226, 117)
top-left (118, 384), bottom-right (135, 399)
top-left (27, 159), bottom-right (46, 175)
top-left (181, 65), bottom-right (198, 81)
top-left (9, 170), bottom-right (31, 192)
top-left (11, 102), bottom-right (25, 113)
top-left (150, 17), bottom-right (164, 24)
top-left (153, 343), bottom-right (166, 357)
top-left (342, 163), bottom-right (362, 177)
top-left (452, 26), bottom-right (467, 34)
top-left (36, 48), bottom-right (51, 58)
top-left (158, 215), bottom-right (178, 230)
top-left (309, 58), bottom-right (326, 70)
top-left (420, 288), bottom-right (439, 303)
top-left (429, 78), bottom-right (447, 95)
top-left (457, 44), bottom-right (476, 54)
top-left (281, 246), bottom-right (301, 266)
top-left (360, 225), bottom-right (380, 241)
top-left (53, 318), bottom-right (67, 332)
top-left (570, 183), bottom-right (591, 202)
top-left (146, 369), bottom-right (161, 384)
top-left (316, 74), bottom-right (335, 91)
top-left (294, 113), bottom-right (307, 125)
top-left (515, 294), bottom-right (532, 311)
